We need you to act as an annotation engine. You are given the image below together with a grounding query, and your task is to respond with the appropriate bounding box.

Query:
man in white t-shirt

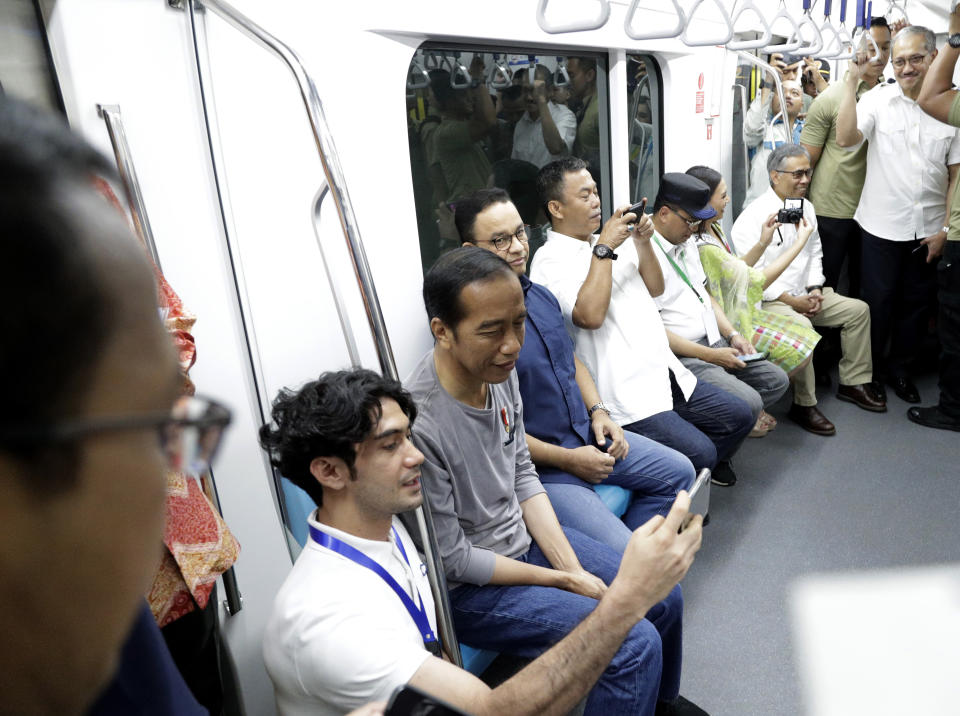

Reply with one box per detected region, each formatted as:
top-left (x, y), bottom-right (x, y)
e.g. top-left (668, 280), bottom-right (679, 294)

top-left (259, 368), bottom-right (702, 716)
top-left (512, 65), bottom-right (577, 169)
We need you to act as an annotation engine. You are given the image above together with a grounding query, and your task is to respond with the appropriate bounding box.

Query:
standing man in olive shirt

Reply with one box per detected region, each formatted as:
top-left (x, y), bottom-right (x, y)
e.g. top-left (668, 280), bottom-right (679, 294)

top-left (913, 8), bottom-right (960, 432)
top-left (800, 17), bottom-right (892, 298)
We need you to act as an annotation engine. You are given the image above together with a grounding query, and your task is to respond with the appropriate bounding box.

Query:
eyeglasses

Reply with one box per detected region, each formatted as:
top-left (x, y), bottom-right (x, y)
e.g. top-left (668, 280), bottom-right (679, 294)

top-left (666, 206), bottom-right (701, 230)
top-left (481, 225), bottom-right (530, 251)
top-left (774, 168), bottom-right (813, 180)
top-left (0, 395), bottom-right (231, 476)
top-left (891, 53), bottom-right (928, 70)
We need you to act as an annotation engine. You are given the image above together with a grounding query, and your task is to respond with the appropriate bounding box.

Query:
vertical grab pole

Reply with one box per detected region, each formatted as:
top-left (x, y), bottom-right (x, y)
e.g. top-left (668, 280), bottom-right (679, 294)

top-left (184, 0), bottom-right (462, 666)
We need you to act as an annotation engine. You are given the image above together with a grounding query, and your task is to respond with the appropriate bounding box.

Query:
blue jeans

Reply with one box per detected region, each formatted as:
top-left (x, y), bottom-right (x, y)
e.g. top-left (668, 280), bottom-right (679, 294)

top-left (450, 527), bottom-right (683, 715)
top-left (624, 377), bottom-right (754, 470)
top-left (545, 432), bottom-right (695, 552)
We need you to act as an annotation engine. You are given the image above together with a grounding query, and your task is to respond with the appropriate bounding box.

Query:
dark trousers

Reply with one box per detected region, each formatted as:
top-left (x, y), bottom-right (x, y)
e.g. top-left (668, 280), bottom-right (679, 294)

top-left (860, 228), bottom-right (937, 378)
top-left (938, 242), bottom-right (960, 418)
top-left (819, 216), bottom-right (863, 297)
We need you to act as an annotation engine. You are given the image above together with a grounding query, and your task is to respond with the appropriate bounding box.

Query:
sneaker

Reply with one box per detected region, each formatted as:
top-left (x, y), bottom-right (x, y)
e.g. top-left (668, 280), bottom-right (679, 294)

top-left (710, 460), bottom-right (737, 486)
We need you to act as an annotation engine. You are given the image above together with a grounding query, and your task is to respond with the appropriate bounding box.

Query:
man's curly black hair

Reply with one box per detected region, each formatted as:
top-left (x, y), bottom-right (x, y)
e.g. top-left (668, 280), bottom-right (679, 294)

top-left (258, 369), bottom-right (417, 507)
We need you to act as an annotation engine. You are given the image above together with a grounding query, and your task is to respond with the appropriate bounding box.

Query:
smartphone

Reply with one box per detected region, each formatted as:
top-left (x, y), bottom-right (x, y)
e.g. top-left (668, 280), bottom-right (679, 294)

top-left (625, 198), bottom-right (647, 218)
top-left (739, 351), bottom-right (768, 363)
top-left (681, 468), bottom-right (711, 532)
top-left (386, 684), bottom-right (470, 716)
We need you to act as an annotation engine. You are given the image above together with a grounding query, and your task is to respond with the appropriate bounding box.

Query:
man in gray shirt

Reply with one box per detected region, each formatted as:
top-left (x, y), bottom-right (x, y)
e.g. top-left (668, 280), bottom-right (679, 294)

top-left (406, 246), bottom-right (706, 716)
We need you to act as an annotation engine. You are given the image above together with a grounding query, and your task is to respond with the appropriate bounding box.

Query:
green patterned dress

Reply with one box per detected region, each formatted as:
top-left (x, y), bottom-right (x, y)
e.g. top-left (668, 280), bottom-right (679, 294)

top-left (697, 224), bottom-right (819, 374)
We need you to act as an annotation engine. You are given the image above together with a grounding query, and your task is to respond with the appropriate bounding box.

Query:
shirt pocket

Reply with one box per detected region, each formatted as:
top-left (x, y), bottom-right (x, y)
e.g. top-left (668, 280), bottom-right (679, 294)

top-left (920, 123), bottom-right (956, 163)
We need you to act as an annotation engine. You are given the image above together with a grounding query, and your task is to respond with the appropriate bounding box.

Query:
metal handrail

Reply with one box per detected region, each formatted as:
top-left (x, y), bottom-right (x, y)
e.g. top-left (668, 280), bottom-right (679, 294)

top-left (733, 83), bottom-right (751, 190)
top-left (727, 0), bottom-right (774, 51)
top-left (625, 0), bottom-right (685, 41)
top-left (96, 104), bottom-right (163, 271)
top-left (185, 0), bottom-right (463, 667)
top-left (736, 50), bottom-right (789, 139)
top-left (681, 0), bottom-right (734, 47)
top-left (536, 0), bottom-right (610, 34)
top-left (764, 2), bottom-right (804, 53)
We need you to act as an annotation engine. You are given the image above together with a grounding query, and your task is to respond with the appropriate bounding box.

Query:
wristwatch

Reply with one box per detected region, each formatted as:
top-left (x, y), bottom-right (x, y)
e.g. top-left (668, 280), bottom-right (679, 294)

top-left (805, 284), bottom-right (823, 293)
top-left (592, 244), bottom-right (618, 261)
top-left (588, 402), bottom-right (609, 417)
top-left (725, 330), bottom-right (740, 341)
top-left (948, 33), bottom-right (960, 49)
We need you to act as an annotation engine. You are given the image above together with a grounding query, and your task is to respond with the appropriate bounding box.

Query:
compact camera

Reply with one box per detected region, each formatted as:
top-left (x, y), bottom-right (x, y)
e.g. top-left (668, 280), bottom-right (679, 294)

top-left (777, 198), bottom-right (804, 225)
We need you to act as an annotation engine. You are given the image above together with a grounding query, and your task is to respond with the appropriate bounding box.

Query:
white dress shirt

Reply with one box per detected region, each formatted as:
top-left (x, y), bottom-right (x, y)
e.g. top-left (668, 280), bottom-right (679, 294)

top-left (731, 187), bottom-right (825, 301)
top-left (511, 101), bottom-right (577, 168)
top-left (263, 514), bottom-right (436, 716)
top-left (652, 231), bottom-right (723, 344)
top-left (530, 228), bottom-right (697, 425)
top-left (848, 81), bottom-right (960, 241)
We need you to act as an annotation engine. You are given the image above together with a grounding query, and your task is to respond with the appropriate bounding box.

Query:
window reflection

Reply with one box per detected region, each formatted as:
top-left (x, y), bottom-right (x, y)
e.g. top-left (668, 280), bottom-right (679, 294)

top-left (407, 48), bottom-right (609, 272)
top-left (627, 56), bottom-right (661, 206)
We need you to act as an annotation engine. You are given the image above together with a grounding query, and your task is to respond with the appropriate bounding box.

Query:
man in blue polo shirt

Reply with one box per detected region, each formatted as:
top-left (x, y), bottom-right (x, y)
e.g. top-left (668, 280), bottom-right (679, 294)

top-left (455, 188), bottom-right (696, 551)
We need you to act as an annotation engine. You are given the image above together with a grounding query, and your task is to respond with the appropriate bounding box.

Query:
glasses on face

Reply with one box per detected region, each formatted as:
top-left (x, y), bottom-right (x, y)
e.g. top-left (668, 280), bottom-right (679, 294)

top-left (891, 53), bottom-right (928, 70)
top-left (482, 225), bottom-right (530, 251)
top-left (666, 206), bottom-right (701, 230)
top-left (0, 395), bottom-right (231, 476)
top-left (774, 168), bottom-right (813, 180)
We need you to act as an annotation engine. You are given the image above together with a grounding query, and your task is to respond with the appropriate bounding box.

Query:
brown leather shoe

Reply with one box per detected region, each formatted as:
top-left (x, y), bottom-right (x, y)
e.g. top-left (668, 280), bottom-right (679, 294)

top-left (788, 403), bottom-right (836, 436)
top-left (836, 383), bottom-right (887, 412)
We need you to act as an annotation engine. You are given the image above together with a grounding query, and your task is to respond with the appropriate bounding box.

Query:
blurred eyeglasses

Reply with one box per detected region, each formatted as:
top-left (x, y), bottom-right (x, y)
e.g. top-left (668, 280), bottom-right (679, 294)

top-left (891, 53), bottom-right (928, 70)
top-left (0, 395), bottom-right (231, 476)
top-left (774, 168), bottom-right (813, 180)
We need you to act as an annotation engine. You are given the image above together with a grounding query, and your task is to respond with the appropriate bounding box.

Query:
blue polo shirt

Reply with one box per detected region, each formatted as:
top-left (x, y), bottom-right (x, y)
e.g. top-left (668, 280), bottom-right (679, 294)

top-left (516, 274), bottom-right (593, 487)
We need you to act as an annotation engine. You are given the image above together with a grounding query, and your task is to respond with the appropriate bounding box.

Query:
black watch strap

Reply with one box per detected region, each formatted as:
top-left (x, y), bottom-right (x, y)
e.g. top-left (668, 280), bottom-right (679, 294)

top-left (593, 243), bottom-right (618, 260)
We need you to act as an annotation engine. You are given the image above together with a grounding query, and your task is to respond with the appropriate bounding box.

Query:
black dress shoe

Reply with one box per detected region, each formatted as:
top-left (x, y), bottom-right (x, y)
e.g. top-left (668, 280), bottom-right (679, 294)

top-left (870, 379), bottom-right (887, 402)
top-left (655, 694), bottom-right (709, 716)
top-left (907, 406), bottom-right (960, 432)
top-left (788, 403), bottom-right (836, 435)
top-left (888, 376), bottom-right (921, 403)
top-left (837, 383), bottom-right (888, 412)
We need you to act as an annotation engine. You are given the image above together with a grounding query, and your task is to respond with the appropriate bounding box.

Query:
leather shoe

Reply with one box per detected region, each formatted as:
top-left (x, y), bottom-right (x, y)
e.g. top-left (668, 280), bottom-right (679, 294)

top-left (887, 376), bottom-right (920, 403)
top-left (870, 379), bottom-right (887, 402)
top-left (836, 383), bottom-right (887, 412)
top-left (907, 406), bottom-right (960, 432)
top-left (788, 403), bottom-right (836, 435)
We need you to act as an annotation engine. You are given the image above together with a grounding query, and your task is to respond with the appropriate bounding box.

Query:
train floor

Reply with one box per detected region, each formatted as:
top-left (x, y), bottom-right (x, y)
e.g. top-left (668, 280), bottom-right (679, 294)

top-left (680, 369), bottom-right (959, 715)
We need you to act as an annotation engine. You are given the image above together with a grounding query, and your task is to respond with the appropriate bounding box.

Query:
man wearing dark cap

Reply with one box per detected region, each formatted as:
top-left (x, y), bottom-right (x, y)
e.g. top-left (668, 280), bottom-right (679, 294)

top-left (531, 158), bottom-right (754, 486)
top-left (650, 174), bottom-right (790, 434)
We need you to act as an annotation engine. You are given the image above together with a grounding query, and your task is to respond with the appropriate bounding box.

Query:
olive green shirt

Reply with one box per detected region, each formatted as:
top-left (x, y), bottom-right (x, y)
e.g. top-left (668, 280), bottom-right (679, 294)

top-left (800, 78), bottom-right (874, 220)
top-left (948, 93), bottom-right (960, 242)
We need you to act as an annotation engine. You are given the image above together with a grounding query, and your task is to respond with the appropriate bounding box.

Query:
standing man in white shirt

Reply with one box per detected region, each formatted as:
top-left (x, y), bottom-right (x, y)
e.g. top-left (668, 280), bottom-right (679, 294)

top-left (512, 65), bottom-right (578, 169)
top-left (649, 175), bottom-right (791, 427)
top-left (732, 144), bottom-right (885, 436)
top-left (836, 26), bottom-right (960, 405)
top-left (531, 158), bottom-right (754, 487)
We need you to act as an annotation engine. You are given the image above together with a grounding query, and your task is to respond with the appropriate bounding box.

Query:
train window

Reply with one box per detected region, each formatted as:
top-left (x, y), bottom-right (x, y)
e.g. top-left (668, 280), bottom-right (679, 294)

top-left (0, 1), bottom-right (64, 113)
top-left (406, 48), bottom-right (611, 273)
top-left (626, 55), bottom-right (662, 206)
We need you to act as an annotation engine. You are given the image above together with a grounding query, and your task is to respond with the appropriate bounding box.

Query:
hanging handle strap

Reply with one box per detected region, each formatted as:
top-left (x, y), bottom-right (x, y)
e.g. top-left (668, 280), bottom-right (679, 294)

top-left (625, 0), bottom-right (685, 41)
top-left (680, 0), bottom-right (734, 47)
top-left (727, 0), bottom-right (773, 51)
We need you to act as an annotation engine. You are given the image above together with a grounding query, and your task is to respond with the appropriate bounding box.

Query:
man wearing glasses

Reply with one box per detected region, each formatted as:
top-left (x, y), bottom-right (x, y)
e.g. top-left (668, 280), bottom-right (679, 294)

top-left (732, 144), bottom-right (883, 436)
top-left (454, 187), bottom-right (696, 552)
top-left (0, 98), bottom-right (229, 714)
top-left (531, 158), bottom-right (754, 487)
top-left (837, 25), bottom-right (960, 406)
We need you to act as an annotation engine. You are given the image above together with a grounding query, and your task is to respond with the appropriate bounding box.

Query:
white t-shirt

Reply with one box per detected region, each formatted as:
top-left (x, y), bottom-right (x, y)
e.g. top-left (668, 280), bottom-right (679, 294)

top-left (263, 513), bottom-right (437, 716)
top-left (848, 81), bottom-right (960, 241)
top-left (652, 232), bottom-right (722, 345)
top-left (512, 101), bottom-right (577, 168)
top-left (530, 228), bottom-right (697, 424)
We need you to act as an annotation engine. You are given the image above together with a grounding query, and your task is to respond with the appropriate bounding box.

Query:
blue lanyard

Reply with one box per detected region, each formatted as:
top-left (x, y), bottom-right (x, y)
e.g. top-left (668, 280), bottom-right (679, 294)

top-left (308, 524), bottom-right (440, 654)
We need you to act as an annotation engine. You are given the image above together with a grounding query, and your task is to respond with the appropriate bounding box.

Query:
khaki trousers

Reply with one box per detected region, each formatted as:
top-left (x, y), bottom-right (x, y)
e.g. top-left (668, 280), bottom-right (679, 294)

top-left (762, 287), bottom-right (873, 407)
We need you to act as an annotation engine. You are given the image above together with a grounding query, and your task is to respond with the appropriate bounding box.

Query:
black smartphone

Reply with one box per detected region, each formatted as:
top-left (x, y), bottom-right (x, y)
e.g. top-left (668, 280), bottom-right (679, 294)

top-left (385, 684), bottom-right (470, 716)
top-left (626, 198), bottom-right (647, 219)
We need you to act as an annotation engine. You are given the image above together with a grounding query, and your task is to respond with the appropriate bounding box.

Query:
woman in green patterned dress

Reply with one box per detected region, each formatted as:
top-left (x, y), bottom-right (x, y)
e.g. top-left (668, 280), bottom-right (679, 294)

top-left (686, 166), bottom-right (821, 432)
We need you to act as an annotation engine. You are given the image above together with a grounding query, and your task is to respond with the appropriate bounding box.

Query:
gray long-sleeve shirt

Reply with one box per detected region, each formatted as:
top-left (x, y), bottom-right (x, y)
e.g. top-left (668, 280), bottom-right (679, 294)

top-left (405, 350), bottom-right (545, 587)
